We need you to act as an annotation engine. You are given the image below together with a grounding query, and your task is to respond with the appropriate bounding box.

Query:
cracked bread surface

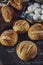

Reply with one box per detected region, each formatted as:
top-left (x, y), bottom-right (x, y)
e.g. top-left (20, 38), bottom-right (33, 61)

top-left (0, 30), bottom-right (18, 46)
top-left (28, 23), bottom-right (43, 40)
top-left (16, 41), bottom-right (37, 61)
top-left (9, 0), bottom-right (22, 10)
top-left (13, 20), bottom-right (30, 33)
top-left (1, 6), bottom-right (14, 22)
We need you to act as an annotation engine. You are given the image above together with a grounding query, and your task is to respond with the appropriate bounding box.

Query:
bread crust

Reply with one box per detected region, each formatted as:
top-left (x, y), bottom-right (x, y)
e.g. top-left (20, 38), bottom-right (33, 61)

top-left (1, 6), bottom-right (14, 22)
top-left (16, 41), bottom-right (37, 61)
top-left (0, 30), bottom-right (18, 46)
top-left (9, 0), bottom-right (22, 10)
top-left (28, 23), bottom-right (43, 40)
top-left (13, 20), bottom-right (30, 33)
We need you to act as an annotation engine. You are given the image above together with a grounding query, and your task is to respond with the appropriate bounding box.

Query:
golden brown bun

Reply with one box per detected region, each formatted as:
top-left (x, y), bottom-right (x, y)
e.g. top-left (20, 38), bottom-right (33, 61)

top-left (0, 30), bottom-right (18, 46)
top-left (9, 0), bottom-right (22, 10)
top-left (16, 41), bottom-right (37, 61)
top-left (1, 6), bottom-right (14, 22)
top-left (28, 23), bottom-right (43, 40)
top-left (13, 20), bottom-right (30, 33)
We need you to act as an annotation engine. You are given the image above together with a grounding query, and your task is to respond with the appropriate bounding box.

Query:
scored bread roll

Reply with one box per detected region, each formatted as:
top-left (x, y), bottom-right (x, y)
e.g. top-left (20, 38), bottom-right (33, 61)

top-left (9, 0), bottom-right (22, 10)
top-left (13, 20), bottom-right (30, 33)
top-left (16, 41), bottom-right (37, 61)
top-left (28, 23), bottom-right (43, 40)
top-left (1, 6), bottom-right (14, 22)
top-left (0, 30), bottom-right (18, 46)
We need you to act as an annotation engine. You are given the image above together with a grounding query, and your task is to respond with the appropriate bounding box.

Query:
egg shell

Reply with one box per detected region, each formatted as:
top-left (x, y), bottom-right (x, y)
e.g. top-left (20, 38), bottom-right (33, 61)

top-left (29, 13), bottom-right (34, 17)
top-left (28, 5), bottom-right (35, 13)
top-left (34, 8), bottom-right (41, 14)
top-left (41, 15), bottom-right (43, 21)
top-left (41, 9), bottom-right (43, 14)
top-left (33, 14), bottom-right (41, 20)
top-left (41, 5), bottom-right (43, 9)
top-left (25, 10), bottom-right (29, 14)
top-left (34, 3), bottom-right (40, 8)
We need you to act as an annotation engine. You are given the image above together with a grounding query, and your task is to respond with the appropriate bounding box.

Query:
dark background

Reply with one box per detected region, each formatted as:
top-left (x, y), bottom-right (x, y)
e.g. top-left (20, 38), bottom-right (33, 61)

top-left (0, 1), bottom-right (43, 65)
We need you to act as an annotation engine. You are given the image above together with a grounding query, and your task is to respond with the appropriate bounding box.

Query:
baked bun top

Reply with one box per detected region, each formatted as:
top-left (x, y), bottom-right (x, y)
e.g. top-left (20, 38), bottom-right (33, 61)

top-left (1, 6), bottom-right (14, 22)
top-left (0, 30), bottom-right (18, 46)
top-left (16, 41), bottom-right (37, 61)
top-left (13, 20), bottom-right (30, 33)
top-left (28, 23), bottom-right (43, 40)
top-left (9, 0), bottom-right (22, 10)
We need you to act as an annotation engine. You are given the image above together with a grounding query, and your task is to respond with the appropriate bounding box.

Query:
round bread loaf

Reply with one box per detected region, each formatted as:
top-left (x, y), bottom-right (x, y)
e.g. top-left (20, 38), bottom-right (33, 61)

top-left (13, 20), bottom-right (30, 33)
top-left (0, 30), bottom-right (18, 46)
top-left (28, 23), bottom-right (43, 40)
top-left (16, 41), bottom-right (37, 61)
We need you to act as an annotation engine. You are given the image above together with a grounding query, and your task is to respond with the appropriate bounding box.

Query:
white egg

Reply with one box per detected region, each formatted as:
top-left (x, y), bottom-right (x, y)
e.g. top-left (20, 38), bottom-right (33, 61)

top-left (28, 5), bottom-right (35, 13)
top-left (41, 5), bottom-right (43, 9)
top-left (41, 15), bottom-right (43, 21)
top-left (25, 10), bottom-right (29, 14)
top-left (29, 13), bottom-right (34, 17)
top-left (33, 14), bottom-right (40, 20)
top-left (34, 3), bottom-right (40, 8)
top-left (41, 9), bottom-right (43, 14)
top-left (34, 8), bottom-right (41, 14)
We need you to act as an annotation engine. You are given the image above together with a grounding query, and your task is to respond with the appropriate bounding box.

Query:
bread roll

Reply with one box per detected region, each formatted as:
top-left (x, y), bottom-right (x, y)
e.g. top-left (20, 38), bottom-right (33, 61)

top-left (0, 30), bottom-right (18, 46)
top-left (16, 41), bottom-right (37, 61)
top-left (13, 20), bottom-right (30, 33)
top-left (28, 23), bottom-right (43, 40)
top-left (1, 6), bottom-right (14, 22)
top-left (9, 0), bottom-right (22, 10)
